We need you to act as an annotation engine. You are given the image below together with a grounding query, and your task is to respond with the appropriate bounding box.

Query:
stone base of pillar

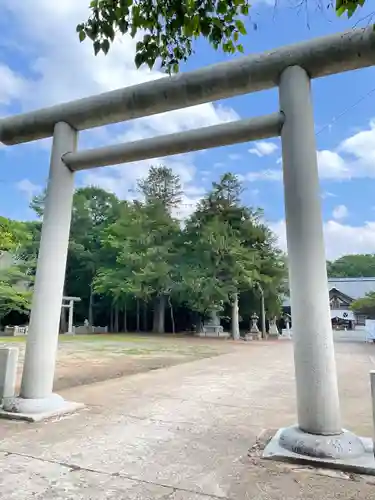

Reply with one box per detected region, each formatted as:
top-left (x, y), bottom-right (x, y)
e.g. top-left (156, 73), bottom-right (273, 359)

top-left (244, 332), bottom-right (261, 341)
top-left (0, 393), bottom-right (84, 422)
top-left (196, 331), bottom-right (230, 339)
top-left (263, 426), bottom-right (375, 474)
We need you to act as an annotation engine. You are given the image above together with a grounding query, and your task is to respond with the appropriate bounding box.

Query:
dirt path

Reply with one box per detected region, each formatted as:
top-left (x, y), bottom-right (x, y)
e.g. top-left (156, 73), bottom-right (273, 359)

top-left (1, 339), bottom-right (375, 498)
top-left (1, 334), bottom-right (234, 391)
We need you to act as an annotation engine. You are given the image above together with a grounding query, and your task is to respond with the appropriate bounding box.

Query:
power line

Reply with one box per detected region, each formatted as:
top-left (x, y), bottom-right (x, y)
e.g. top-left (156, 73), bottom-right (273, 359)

top-left (316, 85), bottom-right (375, 136)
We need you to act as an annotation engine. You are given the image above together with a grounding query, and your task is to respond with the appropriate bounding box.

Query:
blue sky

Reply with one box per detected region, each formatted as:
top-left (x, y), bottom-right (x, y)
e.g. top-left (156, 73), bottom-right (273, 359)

top-left (1, 0), bottom-right (375, 259)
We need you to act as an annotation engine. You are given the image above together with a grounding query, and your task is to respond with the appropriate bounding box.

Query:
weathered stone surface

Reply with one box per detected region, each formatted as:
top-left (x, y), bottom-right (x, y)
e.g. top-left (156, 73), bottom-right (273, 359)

top-left (0, 347), bottom-right (18, 399)
top-left (0, 340), bottom-right (375, 499)
top-left (0, 452), bottom-right (173, 500)
top-left (1, 393), bottom-right (84, 422)
top-left (264, 427), bottom-right (375, 475)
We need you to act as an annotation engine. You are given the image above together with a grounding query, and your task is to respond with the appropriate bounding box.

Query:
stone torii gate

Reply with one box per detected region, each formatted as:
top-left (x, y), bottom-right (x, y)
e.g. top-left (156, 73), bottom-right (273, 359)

top-left (0, 28), bottom-right (374, 470)
top-left (61, 296), bottom-right (81, 334)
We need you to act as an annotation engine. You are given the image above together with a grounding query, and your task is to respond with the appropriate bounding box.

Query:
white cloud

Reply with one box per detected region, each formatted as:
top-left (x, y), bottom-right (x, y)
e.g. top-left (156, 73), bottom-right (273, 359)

top-left (15, 178), bottom-right (41, 200)
top-left (82, 154), bottom-right (196, 198)
top-left (322, 191), bottom-right (337, 199)
top-left (241, 118), bottom-right (375, 182)
top-left (228, 153), bottom-right (242, 161)
top-left (173, 186), bottom-right (206, 221)
top-left (269, 219), bottom-right (375, 260)
top-left (244, 169), bottom-right (282, 182)
top-left (0, 0), bottom-right (240, 196)
top-left (339, 119), bottom-right (375, 162)
top-left (8, 0), bottom-right (239, 134)
top-left (244, 119), bottom-right (375, 182)
top-left (248, 141), bottom-right (278, 157)
top-left (0, 64), bottom-right (27, 106)
top-left (332, 204), bottom-right (349, 220)
top-left (83, 159), bottom-right (204, 222)
top-left (317, 119), bottom-right (375, 180)
top-left (317, 150), bottom-right (351, 179)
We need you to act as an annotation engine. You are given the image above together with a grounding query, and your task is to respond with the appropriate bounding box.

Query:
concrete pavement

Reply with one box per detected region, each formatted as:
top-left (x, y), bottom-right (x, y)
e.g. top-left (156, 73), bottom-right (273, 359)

top-left (1, 340), bottom-right (375, 499)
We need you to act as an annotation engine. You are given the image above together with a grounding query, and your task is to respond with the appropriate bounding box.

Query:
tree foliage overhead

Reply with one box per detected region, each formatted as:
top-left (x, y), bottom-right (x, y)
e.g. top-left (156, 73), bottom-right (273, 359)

top-left (95, 166), bottom-right (184, 333)
top-left (0, 217), bottom-right (32, 253)
top-left (78, 0), bottom-right (367, 73)
top-left (0, 266), bottom-right (32, 326)
top-left (327, 254), bottom-right (375, 278)
top-left (177, 172), bottom-right (286, 324)
top-left (137, 164), bottom-right (183, 212)
top-left (95, 199), bottom-right (179, 303)
top-left (351, 291), bottom-right (375, 318)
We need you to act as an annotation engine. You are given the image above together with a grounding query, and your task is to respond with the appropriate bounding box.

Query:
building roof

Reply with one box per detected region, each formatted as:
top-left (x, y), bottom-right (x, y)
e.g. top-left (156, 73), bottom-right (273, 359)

top-left (328, 277), bottom-right (375, 299)
top-left (282, 277), bottom-right (375, 307)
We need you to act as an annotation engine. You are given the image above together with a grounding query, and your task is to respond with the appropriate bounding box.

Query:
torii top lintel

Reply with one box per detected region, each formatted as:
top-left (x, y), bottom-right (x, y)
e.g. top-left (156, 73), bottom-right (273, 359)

top-left (0, 27), bottom-right (374, 146)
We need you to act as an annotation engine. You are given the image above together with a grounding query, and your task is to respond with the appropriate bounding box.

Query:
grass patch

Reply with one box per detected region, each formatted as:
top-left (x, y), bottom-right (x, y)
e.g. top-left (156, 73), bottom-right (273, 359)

top-left (0, 336), bottom-right (27, 343)
top-left (58, 333), bottom-right (149, 343)
top-left (0, 333), bottom-right (152, 344)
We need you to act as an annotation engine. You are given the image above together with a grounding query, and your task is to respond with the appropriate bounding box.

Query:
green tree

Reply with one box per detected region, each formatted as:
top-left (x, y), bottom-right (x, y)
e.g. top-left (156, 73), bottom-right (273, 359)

top-left (23, 173), bottom-right (283, 335)
top-left (179, 173), bottom-right (285, 338)
top-left (351, 291), bottom-right (375, 319)
top-left (137, 164), bottom-right (182, 213)
top-left (0, 266), bottom-right (32, 327)
top-left (30, 186), bottom-right (121, 326)
top-left (66, 186), bottom-right (121, 324)
top-left (95, 199), bottom-right (180, 333)
top-left (179, 214), bottom-right (260, 337)
top-left (327, 254), bottom-right (375, 278)
top-left (0, 217), bottom-right (32, 253)
top-left (137, 165), bottom-right (183, 332)
top-left (78, 0), bottom-right (365, 73)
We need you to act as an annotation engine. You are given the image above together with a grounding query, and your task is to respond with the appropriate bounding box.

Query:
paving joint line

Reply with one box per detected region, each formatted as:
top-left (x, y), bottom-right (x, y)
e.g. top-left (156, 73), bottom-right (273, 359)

top-left (83, 407), bottom-right (282, 430)
top-left (87, 395), bottom-right (289, 412)
top-left (0, 449), bottom-right (232, 500)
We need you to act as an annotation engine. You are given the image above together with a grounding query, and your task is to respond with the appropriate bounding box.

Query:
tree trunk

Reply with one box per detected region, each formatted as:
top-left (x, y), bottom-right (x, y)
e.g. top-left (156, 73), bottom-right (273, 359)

top-left (232, 292), bottom-right (240, 340)
top-left (123, 302), bottom-right (127, 333)
top-left (88, 284), bottom-right (94, 325)
top-left (152, 297), bottom-right (158, 332)
top-left (60, 306), bottom-right (67, 333)
top-left (114, 302), bottom-right (119, 332)
top-left (168, 296), bottom-right (175, 334)
top-left (142, 300), bottom-right (148, 332)
top-left (260, 293), bottom-right (266, 339)
top-left (136, 298), bottom-right (140, 332)
top-left (153, 295), bottom-right (166, 334)
top-left (110, 305), bottom-right (114, 333)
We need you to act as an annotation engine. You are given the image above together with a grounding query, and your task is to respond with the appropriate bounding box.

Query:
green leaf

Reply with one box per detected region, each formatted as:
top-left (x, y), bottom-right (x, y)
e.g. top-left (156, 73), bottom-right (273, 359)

top-left (235, 19), bottom-right (247, 35)
top-left (101, 39), bottom-right (110, 54)
top-left (217, 1), bottom-right (227, 14)
top-left (240, 4), bottom-right (249, 15)
top-left (79, 30), bottom-right (86, 42)
top-left (134, 52), bottom-right (145, 68)
top-left (93, 40), bottom-right (101, 55)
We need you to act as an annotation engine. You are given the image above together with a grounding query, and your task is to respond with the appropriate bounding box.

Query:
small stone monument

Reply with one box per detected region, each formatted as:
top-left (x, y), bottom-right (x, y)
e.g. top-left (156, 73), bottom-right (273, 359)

top-left (245, 313), bottom-right (261, 341)
top-left (197, 309), bottom-right (229, 338)
top-left (281, 314), bottom-right (292, 339)
top-left (269, 316), bottom-right (279, 338)
top-left (4, 325), bottom-right (28, 337)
